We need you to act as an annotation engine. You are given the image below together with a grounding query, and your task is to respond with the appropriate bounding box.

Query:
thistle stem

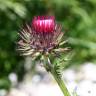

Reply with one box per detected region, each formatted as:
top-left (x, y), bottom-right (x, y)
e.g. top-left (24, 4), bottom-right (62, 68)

top-left (43, 56), bottom-right (70, 96)
top-left (50, 69), bottom-right (71, 96)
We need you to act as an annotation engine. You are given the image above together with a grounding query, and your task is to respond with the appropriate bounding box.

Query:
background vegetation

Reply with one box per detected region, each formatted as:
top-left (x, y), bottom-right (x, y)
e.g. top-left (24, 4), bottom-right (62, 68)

top-left (0, 0), bottom-right (96, 89)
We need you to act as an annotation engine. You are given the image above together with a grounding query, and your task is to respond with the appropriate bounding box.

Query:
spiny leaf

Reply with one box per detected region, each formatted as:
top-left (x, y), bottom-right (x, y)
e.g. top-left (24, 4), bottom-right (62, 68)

top-left (17, 46), bottom-right (31, 51)
top-left (54, 63), bottom-right (62, 78)
top-left (56, 32), bottom-right (64, 43)
top-left (54, 47), bottom-right (70, 52)
top-left (59, 39), bottom-right (68, 46)
top-left (20, 49), bottom-right (35, 56)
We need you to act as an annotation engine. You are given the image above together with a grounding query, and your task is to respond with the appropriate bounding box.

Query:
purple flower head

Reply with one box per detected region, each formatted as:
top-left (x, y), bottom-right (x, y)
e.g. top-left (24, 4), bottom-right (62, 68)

top-left (17, 16), bottom-right (68, 57)
top-left (32, 16), bottom-right (55, 33)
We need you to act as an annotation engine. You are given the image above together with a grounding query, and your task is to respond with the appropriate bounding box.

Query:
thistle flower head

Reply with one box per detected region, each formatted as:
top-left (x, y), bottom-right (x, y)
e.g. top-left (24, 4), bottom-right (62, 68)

top-left (17, 16), bottom-right (68, 58)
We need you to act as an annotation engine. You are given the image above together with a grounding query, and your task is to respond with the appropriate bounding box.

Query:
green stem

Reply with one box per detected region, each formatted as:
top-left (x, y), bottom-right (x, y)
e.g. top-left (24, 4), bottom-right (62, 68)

top-left (43, 56), bottom-right (70, 96)
top-left (50, 70), bottom-right (71, 96)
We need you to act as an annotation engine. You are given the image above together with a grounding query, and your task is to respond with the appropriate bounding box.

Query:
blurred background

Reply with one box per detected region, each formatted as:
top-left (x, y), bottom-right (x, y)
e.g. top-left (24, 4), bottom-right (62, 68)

top-left (0, 0), bottom-right (96, 96)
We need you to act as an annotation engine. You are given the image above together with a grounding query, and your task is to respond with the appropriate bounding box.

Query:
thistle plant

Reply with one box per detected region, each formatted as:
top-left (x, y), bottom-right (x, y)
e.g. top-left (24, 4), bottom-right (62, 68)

top-left (17, 16), bottom-right (70, 96)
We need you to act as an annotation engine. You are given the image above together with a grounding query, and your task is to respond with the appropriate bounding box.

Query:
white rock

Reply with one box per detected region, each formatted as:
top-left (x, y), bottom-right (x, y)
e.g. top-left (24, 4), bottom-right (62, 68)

top-left (7, 89), bottom-right (28, 96)
top-left (0, 89), bottom-right (7, 96)
top-left (76, 80), bottom-right (96, 96)
top-left (63, 69), bottom-right (76, 82)
top-left (8, 73), bottom-right (17, 86)
top-left (81, 63), bottom-right (96, 81)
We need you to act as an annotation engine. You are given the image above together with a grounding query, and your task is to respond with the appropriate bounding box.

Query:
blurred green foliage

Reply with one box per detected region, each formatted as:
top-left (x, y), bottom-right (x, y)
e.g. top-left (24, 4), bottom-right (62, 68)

top-left (0, 0), bottom-right (96, 89)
